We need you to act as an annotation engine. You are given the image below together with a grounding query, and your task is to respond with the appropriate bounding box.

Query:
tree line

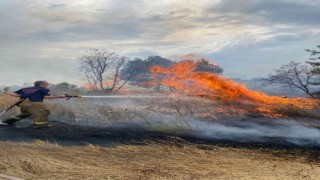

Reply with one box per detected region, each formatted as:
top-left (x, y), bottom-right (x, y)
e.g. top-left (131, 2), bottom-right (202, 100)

top-left (4, 46), bottom-right (318, 98)
top-left (45, 45), bottom-right (320, 98)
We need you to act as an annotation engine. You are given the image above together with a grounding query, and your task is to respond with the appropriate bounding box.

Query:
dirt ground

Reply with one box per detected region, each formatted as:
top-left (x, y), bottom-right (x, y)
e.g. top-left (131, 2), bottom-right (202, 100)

top-left (0, 140), bottom-right (320, 180)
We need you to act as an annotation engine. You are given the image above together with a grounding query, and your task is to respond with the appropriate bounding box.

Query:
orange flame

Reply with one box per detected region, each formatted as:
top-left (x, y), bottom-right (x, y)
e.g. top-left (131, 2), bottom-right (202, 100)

top-left (148, 60), bottom-right (318, 117)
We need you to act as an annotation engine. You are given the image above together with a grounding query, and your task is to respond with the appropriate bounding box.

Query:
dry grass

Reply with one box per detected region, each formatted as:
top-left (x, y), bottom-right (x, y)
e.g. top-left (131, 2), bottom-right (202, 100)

top-left (0, 95), bottom-right (22, 120)
top-left (0, 95), bottom-right (19, 111)
top-left (273, 103), bottom-right (320, 119)
top-left (0, 141), bottom-right (319, 180)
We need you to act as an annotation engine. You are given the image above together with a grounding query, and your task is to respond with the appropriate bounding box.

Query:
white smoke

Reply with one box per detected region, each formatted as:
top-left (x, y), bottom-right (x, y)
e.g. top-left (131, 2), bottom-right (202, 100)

top-left (52, 97), bottom-right (320, 147)
top-left (185, 119), bottom-right (320, 146)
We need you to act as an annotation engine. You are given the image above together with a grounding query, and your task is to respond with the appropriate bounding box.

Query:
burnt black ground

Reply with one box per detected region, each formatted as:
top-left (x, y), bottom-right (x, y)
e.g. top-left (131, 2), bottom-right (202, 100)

top-left (1, 120), bottom-right (320, 151)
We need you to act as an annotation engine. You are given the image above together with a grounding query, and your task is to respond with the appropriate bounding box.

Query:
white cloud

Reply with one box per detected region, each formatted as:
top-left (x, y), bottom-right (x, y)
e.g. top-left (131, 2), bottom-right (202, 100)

top-left (0, 0), bottom-right (319, 85)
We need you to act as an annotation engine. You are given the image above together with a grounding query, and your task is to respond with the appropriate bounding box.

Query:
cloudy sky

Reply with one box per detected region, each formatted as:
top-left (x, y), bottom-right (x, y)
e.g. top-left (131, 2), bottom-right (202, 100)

top-left (0, 0), bottom-right (319, 85)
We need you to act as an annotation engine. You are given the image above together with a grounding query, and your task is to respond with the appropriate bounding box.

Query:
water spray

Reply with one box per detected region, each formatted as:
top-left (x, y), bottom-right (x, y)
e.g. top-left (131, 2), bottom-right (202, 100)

top-left (65, 94), bottom-right (162, 100)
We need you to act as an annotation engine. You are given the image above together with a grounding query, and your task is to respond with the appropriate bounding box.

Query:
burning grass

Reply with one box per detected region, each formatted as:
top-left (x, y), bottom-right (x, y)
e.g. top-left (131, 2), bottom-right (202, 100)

top-left (148, 60), bottom-right (320, 118)
top-left (0, 141), bottom-right (320, 180)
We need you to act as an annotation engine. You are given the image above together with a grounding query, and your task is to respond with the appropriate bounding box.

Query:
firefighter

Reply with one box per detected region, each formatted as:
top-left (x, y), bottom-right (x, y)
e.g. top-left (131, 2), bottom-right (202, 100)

top-left (1, 81), bottom-right (67, 128)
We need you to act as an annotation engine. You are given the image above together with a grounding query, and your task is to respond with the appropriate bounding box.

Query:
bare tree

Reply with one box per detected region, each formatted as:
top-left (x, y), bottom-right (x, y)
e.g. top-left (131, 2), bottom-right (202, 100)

top-left (79, 49), bottom-right (116, 91)
top-left (79, 49), bottom-right (130, 93)
top-left (106, 56), bottom-right (131, 93)
top-left (268, 61), bottom-right (315, 97)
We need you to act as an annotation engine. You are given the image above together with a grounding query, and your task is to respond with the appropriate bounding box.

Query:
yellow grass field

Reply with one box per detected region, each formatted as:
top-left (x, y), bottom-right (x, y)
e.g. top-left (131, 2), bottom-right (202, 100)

top-left (0, 141), bottom-right (320, 180)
